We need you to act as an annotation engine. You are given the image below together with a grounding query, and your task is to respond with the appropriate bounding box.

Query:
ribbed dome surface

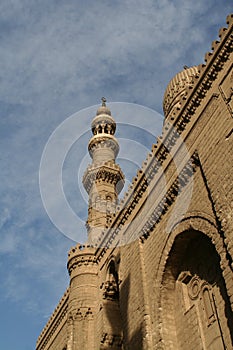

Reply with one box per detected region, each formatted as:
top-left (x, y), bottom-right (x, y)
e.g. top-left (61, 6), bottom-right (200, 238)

top-left (163, 66), bottom-right (199, 119)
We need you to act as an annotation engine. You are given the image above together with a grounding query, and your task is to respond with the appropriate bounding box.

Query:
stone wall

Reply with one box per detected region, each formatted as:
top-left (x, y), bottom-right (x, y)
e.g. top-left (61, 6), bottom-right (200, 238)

top-left (37, 14), bottom-right (233, 350)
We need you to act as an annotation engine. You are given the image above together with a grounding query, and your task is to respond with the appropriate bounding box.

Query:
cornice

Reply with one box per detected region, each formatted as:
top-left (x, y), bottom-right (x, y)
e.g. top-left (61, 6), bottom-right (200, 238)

top-left (36, 288), bottom-right (69, 350)
top-left (95, 152), bottom-right (199, 256)
top-left (83, 162), bottom-right (125, 194)
top-left (139, 152), bottom-right (200, 242)
top-left (67, 244), bottom-right (98, 275)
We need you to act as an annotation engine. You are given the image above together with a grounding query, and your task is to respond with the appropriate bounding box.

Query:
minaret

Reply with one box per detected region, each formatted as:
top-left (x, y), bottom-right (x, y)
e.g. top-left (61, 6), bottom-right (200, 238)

top-left (66, 100), bottom-right (124, 350)
top-left (83, 98), bottom-right (124, 244)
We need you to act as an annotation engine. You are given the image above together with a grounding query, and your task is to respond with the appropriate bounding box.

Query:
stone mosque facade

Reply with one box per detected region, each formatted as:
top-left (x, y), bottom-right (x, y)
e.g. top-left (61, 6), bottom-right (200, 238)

top-left (36, 14), bottom-right (233, 349)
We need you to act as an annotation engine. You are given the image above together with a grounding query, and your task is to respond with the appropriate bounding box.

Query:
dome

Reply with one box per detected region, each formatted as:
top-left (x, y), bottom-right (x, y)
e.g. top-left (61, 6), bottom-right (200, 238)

top-left (163, 66), bottom-right (199, 119)
top-left (87, 98), bottom-right (120, 164)
top-left (96, 105), bottom-right (112, 116)
top-left (91, 98), bottom-right (116, 135)
top-left (96, 96), bottom-right (112, 116)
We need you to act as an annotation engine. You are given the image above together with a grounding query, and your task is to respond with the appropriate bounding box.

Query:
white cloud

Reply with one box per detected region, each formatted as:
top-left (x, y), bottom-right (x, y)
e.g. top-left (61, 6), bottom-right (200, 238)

top-left (0, 1), bottom-right (232, 347)
top-left (0, 208), bottom-right (10, 229)
top-left (0, 0), bottom-right (230, 112)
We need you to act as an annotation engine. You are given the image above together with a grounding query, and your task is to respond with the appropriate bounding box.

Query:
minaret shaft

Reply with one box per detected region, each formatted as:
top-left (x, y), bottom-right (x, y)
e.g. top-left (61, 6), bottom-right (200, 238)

top-left (82, 99), bottom-right (124, 244)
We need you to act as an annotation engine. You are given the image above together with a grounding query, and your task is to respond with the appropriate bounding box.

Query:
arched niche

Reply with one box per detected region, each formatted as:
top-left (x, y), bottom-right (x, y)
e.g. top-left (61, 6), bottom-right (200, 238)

top-left (103, 260), bottom-right (119, 301)
top-left (100, 259), bottom-right (123, 349)
top-left (160, 230), bottom-right (233, 350)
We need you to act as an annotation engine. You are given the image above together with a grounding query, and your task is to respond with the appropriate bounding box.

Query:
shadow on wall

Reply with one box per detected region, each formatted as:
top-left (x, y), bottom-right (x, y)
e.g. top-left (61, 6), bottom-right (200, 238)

top-left (102, 260), bottom-right (123, 348)
top-left (119, 273), bottom-right (144, 350)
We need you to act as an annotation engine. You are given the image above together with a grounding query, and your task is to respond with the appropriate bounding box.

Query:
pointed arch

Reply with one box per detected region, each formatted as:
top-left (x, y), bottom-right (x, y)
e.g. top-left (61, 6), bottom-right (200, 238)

top-left (153, 216), bottom-right (233, 349)
top-left (103, 259), bottom-right (119, 301)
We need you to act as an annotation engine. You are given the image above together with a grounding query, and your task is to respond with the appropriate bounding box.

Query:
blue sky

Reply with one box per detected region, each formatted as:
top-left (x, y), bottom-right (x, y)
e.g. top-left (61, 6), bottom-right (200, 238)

top-left (0, 1), bottom-right (232, 349)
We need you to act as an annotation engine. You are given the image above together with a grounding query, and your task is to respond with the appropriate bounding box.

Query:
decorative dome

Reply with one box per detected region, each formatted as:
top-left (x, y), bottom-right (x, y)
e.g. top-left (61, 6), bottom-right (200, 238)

top-left (163, 66), bottom-right (199, 119)
top-left (88, 98), bottom-right (119, 162)
top-left (96, 97), bottom-right (112, 116)
top-left (96, 106), bottom-right (112, 116)
top-left (91, 97), bottom-right (116, 135)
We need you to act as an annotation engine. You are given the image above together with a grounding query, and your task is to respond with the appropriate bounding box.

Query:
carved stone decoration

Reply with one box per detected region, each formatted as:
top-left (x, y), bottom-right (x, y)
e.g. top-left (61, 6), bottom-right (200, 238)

top-left (178, 273), bottom-right (219, 328)
top-left (67, 307), bottom-right (94, 327)
top-left (187, 276), bottom-right (201, 300)
top-left (97, 149), bottom-right (199, 248)
top-left (139, 151), bottom-right (199, 243)
top-left (83, 162), bottom-right (124, 194)
top-left (75, 307), bottom-right (94, 321)
top-left (100, 333), bottom-right (123, 348)
top-left (103, 280), bottom-right (119, 301)
top-left (103, 260), bottom-right (119, 301)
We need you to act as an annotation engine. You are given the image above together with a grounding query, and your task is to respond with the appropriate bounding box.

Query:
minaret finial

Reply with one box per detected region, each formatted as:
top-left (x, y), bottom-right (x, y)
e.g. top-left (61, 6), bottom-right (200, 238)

top-left (101, 97), bottom-right (107, 106)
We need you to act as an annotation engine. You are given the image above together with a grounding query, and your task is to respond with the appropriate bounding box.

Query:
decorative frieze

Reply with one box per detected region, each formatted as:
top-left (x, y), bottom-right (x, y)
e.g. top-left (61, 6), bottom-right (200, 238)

top-left (96, 151), bottom-right (199, 251)
top-left (139, 152), bottom-right (199, 242)
top-left (83, 162), bottom-right (124, 194)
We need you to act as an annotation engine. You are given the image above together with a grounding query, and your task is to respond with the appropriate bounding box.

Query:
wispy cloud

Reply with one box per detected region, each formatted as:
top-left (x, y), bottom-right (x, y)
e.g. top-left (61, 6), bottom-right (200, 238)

top-left (0, 1), bottom-right (232, 348)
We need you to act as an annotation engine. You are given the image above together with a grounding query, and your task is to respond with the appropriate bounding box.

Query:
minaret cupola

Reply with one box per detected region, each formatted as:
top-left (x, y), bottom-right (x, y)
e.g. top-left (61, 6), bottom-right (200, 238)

top-left (88, 97), bottom-right (119, 165)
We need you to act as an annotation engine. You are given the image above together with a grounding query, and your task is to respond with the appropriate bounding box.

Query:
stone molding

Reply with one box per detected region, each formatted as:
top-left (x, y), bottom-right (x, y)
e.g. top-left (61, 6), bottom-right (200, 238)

top-left (83, 162), bottom-right (124, 194)
top-left (219, 63), bottom-right (233, 113)
top-left (140, 152), bottom-right (200, 242)
top-left (67, 244), bottom-right (98, 275)
top-left (88, 134), bottom-right (119, 158)
top-left (95, 151), bottom-right (199, 252)
top-left (36, 288), bottom-right (69, 350)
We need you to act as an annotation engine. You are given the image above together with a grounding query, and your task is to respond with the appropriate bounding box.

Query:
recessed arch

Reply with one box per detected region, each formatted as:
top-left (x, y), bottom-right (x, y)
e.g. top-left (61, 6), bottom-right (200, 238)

top-left (103, 258), bottom-right (119, 301)
top-left (159, 229), bottom-right (233, 349)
